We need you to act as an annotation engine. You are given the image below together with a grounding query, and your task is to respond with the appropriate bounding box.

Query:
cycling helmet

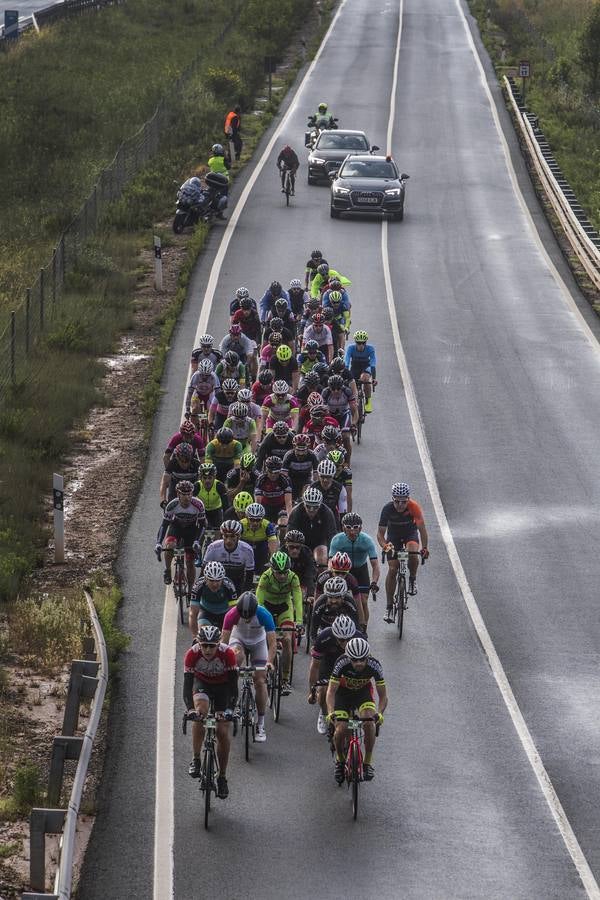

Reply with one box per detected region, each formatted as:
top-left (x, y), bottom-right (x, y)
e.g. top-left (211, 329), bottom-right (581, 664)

top-left (270, 550), bottom-right (290, 572)
top-left (317, 263), bottom-right (329, 277)
top-left (211, 143), bottom-right (224, 156)
top-left (199, 334), bottom-right (214, 347)
top-left (324, 576), bottom-right (347, 597)
top-left (328, 290), bottom-right (343, 305)
top-left (236, 286), bottom-right (250, 300)
top-left (307, 391), bottom-right (324, 407)
top-left (317, 459), bottom-right (336, 477)
top-left (236, 591), bottom-right (258, 620)
top-left (307, 297), bottom-right (321, 310)
top-left (233, 491), bottom-right (254, 513)
top-left (330, 357), bottom-right (345, 373)
top-left (176, 479), bottom-right (194, 494)
top-left (273, 380), bottom-right (289, 395)
top-left (276, 345), bottom-right (293, 362)
top-left (270, 317), bottom-right (284, 331)
top-left (313, 362), bottom-right (330, 377)
top-left (303, 487), bottom-right (323, 507)
top-left (327, 449), bottom-right (345, 466)
top-left (270, 281), bottom-right (282, 297)
top-left (246, 502), bottom-right (265, 520)
top-left (229, 323), bottom-right (242, 336)
top-left (180, 419), bottom-right (195, 438)
top-left (198, 358), bottom-right (214, 374)
top-left (342, 512), bottom-right (362, 528)
top-left (285, 529), bottom-right (305, 544)
top-left (269, 332), bottom-right (282, 346)
top-left (230, 402), bottom-right (248, 419)
top-left (329, 278), bottom-right (342, 290)
top-left (198, 624), bottom-right (221, 644)
top-left (321, 425), bottom-right (340, 443)
top-left (330, 551), bottom-right (352, 572)
top-left (289, 278), bottom-right (303, 290)
top-left (310, 405), bottom-right (327, 418)
top-left (240, 296), bottom-right (253, 310)
top-left (303, 372), bottom-right (320, 388)
top-left (258, 370), bottom-right (274, 385)
top-left (311, 250), bottom-right (323, 260)
top-left (221, 519), bottom-right (243, 536)
top-left (204, 561), bottom-right (226, 580)
top-left (224, 350), bottom-right (239, 366)
top-left (331, 615), bottom-right (356, 640)
top-left (305, 339), bottom-right (319, 353)
top-left (272, 421), bottom-right (289, 437)
top-left (312, 312), bottom-right (324, 325)
top-left (328, 375), bottom-right (344, 391)
top-left (265, 455), bottom-right (283, 471)
top-left (237, 388), bottom-right (252, 403)
top-left (240, 452), bottom-right (256, 470)
top-left (391, 482), bottom-right (410, 499)
top-left (200, 462), bottom-right (217, 477)
top-left (318, 102), bottom-right (328, 113)
top-left (174, 442), bottom-right (193, 462)
top-left (345, 637), bottom-right (370, 660)
top-left (292, 433), bottom-right (311, 449)
top-left (217, 427), bottom-right (234, 443)
top-left (274, 298), bottom-right (288, 313)
top-left (353, 330), bottom-right (368, 343)
top-left (222, 378), bottom-right (239, 393)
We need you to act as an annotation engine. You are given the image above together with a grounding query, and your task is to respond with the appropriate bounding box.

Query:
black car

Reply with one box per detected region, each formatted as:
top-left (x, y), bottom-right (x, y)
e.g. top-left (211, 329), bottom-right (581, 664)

top-left (329, 155), bottom-right (409, 220)
top-left (306, 130), bottom-right (379, 185)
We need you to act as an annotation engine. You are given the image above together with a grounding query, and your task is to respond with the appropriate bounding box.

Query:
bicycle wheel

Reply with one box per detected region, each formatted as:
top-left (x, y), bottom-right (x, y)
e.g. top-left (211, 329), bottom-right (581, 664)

top-left (350, 744), bottom-right (360, 820)
top-left (202, 749), bottom-right (214, 830)
top-left (356, 394), bottom-right (364, 444)
top-left (397, 575), bottom-right (406, 640)
top-left (243, 687), bottom-right (252, 762)
top-left (273, 653), bottom-right (283, 723)
top-left (304, 603), bottom-right (312, 654)
top-left (175, 563), bottom-right (186, 626)
top-left (285, 175), bottom-right (291, 206)
top-left (289, 634), bottom-right (295, 686)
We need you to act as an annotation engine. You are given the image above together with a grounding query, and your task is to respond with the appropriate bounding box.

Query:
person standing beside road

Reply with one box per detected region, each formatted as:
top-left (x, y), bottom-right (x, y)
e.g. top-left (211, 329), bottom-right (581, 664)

top-left (224, 105), bottom-right (242, 162)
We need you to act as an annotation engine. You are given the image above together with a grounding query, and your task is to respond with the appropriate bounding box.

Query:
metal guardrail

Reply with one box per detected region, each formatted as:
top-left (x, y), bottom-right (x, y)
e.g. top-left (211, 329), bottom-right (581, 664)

top-left (1, 0), bottom-right (120, 42)
top-left (504, 75), bottom-right (600, 292)
top-left (22, 589), bottom-right (108, 899)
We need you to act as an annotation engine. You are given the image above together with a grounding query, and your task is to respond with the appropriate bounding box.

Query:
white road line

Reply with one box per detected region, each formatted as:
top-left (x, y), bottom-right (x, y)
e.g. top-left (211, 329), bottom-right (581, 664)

top-left (382, 1), bottom-right (600, 895)
top-left (152, 3), bottom-right (349, 898)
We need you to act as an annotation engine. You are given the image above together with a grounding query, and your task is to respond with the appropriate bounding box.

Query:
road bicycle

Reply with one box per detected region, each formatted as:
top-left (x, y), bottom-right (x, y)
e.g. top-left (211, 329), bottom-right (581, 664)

top-left (157, 541), bottom-right (188, 625)
top-left (237, 664), bottom-right (266, 762)
top-left (281, 165), bottom-right (295, 206)
top-left (382, 546), bottom-right (409, 639)
top-left (354, 378), bottom-right (376, 445)
top-left (267, 625), bottom-right (298, 722)
top-left (187, 399), bottom-right (211, 446)
top-left (331, 711), bottom-right (379, 820)
top-left (183, 701), bottom-right (234, 829)
top-left (303, 595), bottom-right (314, 654)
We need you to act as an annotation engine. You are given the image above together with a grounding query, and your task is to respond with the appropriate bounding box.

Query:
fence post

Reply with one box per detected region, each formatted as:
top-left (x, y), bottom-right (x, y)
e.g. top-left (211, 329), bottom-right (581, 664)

top-left (29, 808), bottom-right (66, 892)
top-left (47, 736), bottom-right (83, 807)
top-left (40, 269), bottom-right (45, 330)
top-left (25, 289), bottom-right (31, 354)
top-left (53, 473), bottom-right (65, 564)
top-left (10, 311), bottom-right (16, 386)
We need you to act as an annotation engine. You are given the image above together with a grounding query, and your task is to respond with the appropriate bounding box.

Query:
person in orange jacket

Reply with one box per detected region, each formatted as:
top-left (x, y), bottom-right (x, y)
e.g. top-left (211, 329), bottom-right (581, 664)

top-left (224, 106), bottom-right (242, 162)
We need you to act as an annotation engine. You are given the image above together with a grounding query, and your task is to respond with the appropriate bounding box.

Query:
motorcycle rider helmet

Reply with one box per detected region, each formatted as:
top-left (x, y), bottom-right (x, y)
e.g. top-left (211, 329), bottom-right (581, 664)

top-left (318, 102), bottom-right (328, 113)
top-left (211, 143), bottom-right (224, 156)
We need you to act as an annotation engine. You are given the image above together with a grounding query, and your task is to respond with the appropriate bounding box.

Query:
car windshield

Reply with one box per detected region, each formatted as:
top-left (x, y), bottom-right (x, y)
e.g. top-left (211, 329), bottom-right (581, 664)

top-left (317, 133), bottom-right (369, 151)
top-left (339, 159), bottom-right (397, 179)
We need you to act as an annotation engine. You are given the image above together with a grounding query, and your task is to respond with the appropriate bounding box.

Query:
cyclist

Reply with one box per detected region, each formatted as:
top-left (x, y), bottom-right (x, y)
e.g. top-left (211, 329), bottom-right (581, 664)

top-left (227, 490), bottom-right (254, 523)
top-left (326, 448), bottom-right (353, 510)
top-left (304, 249), bottom-right (329, 290)
top-left (302, 312), bottom-right (333, 364)
top-left (322, 289), bottom-right (351, 353)
top-left (163, 419), bottom-right (205, 469)
top-left (287, 486), bottom-right (337, 570)
top-left (225, 451), bottom-right (259, 501)
top-left (204, 427), bottom-right (243, 482)
top-left (202, 519), bottom-right (255, 593)
top-left (285, 529), bottom-right (317, 603)
top-left (288, 278), bottom-right (308, 319)
top-left (344, 330), bottom-right (376, 414)
top-left (256, 420), bottom-right (294, 469)
top-left (189, 560), bottom-right (237, 636)
top-left (156, 481), bottom-right (206, 588)
top-left (297, 339), bottom-right (327, 377)
top-left (377, 482), bottom-right (429, 617)
top-left (240, 502), bottom-right (279, 574)
top-left (311, 575), bottom-right (360, 639)
top-left (269, 344), bottom-right (300, 392)
top-left (259, 280), bottom-right (290, 325)
top-left (321, 374), bottom-right (355, 460)
top-left (190, 334), bottom-right (222, 373)
top-left (161, 442), bottom-right (201, 504)
top-left (231, 299), bottom-right (261, 379)
top-left (309, 614), bottom-right (361, 735)
top-left (194, 462), bottom-right (229, 529)
top-left (326, 637), bottom-right (387, 783)
top-left (236, 387), bottom-right (263, 440)
top-left (302, 403), bottom-right (340, 448)
top-left (312, 423), bottom-right (342, 462)
top-left (208, 378), bottom-right (240, 430)
top-left (223, 402), bottom-right (257, 454)
top-left (216, 350), bottom-right (247, 388)
top-left (220, 324), bottom-right (256, 376)
top-left (295, 370), bottom-right (322, 409)
top-left (261, 380), bottom-right (300, 431)
top-left (222, 592), bottom-right (276, 743)
top-left (263, 316), bottom-right (295, 354)
top-left (277, 145), bottom-right (300, 194)
top-left (329, 512), bottom-right (380, 627)
top-left (282, 433), bottom-right (319, 501)
top-left (184, 623), bottom-right (237, 797)
top-left (256, 551), bottom-right (302, 694)
top-left (310, 263), bottom-right (350, 300)
top-left (252, 369), bottom-right (275, 407)
top-left (315, 550), bottom-right (361, 606)
top-left (254, 456), bottom-right (293, 525)
top-left (328, 355), bottom-right (358, 404)
top-left (313, 458), bottom-right (347, 530)
top-left (186, 358), bottom-right (220, 417)
top-left (229, 286), bottom-right (258, 317)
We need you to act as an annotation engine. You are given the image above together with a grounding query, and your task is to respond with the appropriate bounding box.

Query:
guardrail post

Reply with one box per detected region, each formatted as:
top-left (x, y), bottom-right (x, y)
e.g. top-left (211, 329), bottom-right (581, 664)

top-left (62, 659), bottom-right (99, 736)
top-left (47, 736), bottom-right (83, 807)
top-left (83, 635), bottom-right (96, 660)
top-left (29, 808), bottom-right (66, 892)
top-left (10, 310), bottom-right (15, 386)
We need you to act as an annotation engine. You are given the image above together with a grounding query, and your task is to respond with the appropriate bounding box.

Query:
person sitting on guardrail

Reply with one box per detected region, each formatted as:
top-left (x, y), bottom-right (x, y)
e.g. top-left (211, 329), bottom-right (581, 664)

top-left (207, 143), bottom-right (230, 179)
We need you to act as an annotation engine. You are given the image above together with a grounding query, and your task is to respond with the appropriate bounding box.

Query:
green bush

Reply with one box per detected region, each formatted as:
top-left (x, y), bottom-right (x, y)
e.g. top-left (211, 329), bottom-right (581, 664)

top-left (13, 763), bottom-right (41, 812)
top-left (8, 594), bottom-right (87, 668)
top-left (204, 66), bottom-right (243, 102)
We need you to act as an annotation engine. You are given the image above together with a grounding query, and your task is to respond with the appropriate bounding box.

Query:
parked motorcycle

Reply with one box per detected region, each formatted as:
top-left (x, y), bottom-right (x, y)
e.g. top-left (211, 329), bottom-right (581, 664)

top-left (304, 114), bottom-right (339, 150)
top-left (172, 173), bottom-right (229, 233)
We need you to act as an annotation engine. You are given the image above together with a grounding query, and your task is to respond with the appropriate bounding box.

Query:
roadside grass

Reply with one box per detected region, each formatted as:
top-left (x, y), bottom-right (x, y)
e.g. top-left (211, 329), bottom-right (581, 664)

top-left (467, 0), bottom-right (600, 231)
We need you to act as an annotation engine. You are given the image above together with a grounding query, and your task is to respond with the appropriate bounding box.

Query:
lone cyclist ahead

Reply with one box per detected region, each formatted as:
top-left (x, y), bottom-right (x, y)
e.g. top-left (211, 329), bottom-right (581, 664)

top-left (277, 145), bottom-right (300, 195)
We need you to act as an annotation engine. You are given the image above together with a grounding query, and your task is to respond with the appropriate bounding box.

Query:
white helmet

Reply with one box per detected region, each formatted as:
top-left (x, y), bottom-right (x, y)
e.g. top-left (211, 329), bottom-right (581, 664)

top-left (204, 561), bottom-right (226, 580)
top-left (246, 502), bottom-right (265, 519)
top-left (289, 278), bottom-right (303, 290)
top-left (273, 380), bottom-right (289, 395)
top-left (197, 624), bottom-right (221, 644)
top-left (198, 358), bottom-right (214, 374)
top-left (303, 487), bottom-right (323, 507)
top-left (236, 286), bottom-right (250, 300)
top-left (317, 459), bottom-right (336, 477)
top-left (324, 576), bottom-right (347, 597)
top-left (199, 334), bottom-right (214, 347)
top-left (345, 637), bottom-right (370, 660)
top-left (237, 388), bottom-right (252, 403)
top-left (391, 482), bottom-right (410, 499)
top-left (331, 615), bottom-right (356, 640)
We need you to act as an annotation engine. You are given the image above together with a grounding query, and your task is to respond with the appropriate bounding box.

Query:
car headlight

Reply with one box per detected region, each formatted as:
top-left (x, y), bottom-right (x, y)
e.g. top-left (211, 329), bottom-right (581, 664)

top-left (311, 157), bottom-right (326, 165)
top-left (333, 186), bottom-right (350, 195)
top-left (385, 187), bottom-right (402, 196)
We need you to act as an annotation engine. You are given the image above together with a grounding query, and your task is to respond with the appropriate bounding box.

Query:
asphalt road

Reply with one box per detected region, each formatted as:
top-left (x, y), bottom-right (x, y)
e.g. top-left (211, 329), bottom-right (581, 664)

top-left (80, 0), bottom-right (600, 898)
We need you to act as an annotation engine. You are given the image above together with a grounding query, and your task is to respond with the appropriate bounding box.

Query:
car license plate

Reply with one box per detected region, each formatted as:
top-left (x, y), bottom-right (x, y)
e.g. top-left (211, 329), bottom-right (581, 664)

top-left (359, 197), bottom-right (378, 204)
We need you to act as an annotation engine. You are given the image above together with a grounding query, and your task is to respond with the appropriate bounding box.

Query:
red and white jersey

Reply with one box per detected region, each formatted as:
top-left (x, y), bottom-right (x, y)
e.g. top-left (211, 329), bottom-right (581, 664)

top-left (184, 643), bottom-right (236, 684)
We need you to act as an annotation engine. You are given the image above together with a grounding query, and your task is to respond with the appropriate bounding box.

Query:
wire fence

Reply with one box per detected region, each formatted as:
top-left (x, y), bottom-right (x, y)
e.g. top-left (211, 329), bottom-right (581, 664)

top-left (0, 12), bottom-right (237, 402)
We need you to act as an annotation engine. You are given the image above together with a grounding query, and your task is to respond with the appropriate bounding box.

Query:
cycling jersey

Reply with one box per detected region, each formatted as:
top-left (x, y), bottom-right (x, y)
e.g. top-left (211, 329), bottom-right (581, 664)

top-left (287, 502), bottom-right (337, 550)
top-left (205, 438), bottom-right (243, 465)
top-left (310, 269), bottom-right (349, 299)
top-left (240, 518), bottom-right (277, 545)
top-left (328, 532), bottom-right (378, 569)
top-left (282, 449), bottom-right (318, 487)
top-left (255, 473), bottom-right (292, 509)
top-left (321, 386), bottom-right (353, 419)
top-left (252, 381), bottom-right (271, 406)
top-left (190, 575), bottom-right (237, 615)
top-left (225, 467), bottom-right (259, 497)
top-left (256, 569), bottom-right (303, 623)
top-left (297, 350), bottom-right (327, 375)
top-left (202, 539), bottom-right (255, 592)
top-left (322, 288), bottom-right (351, 311)
top-left (268, 357), bottom-right (299, 385)
top-left (231, 307), bottom-right (261, 342)
top-left (261, 394), bottom-right (300, 427)
top-left (289, 545), bottom-right (317, 595)
top-left (219, 333), bottom-right (254, 362)
top-left (223, 416), bottom-right (257, 449)
top-left (315, 479), bottom-right (346, 527)
top-left (315, 569), bottom-right (360, 600)
top-left (216, 361), bottom-right (246, 386)
top-left (259, 288), bottom-right (291, 323)
top-left (157, 498), bottom-right (206, 544)
top-left (302, 416), bottom-right (341, 444)
top-left (311, 625), bottom-right (366, 663)
top-left (163, 457), bottom-right (201, 500)
top-left (186, 371), bottom-right (220, 410)
top-left (303, 324), bottom-right (333, 350)
top-left (255, 432), bottom-right (293, 469)
top-left (378, 500), bottom-right (424, 546)
top-left (277, 146), bottom-right (300, 170)
top-left (194, 478), bottom-right (228, 511)
top-left (184, 643), bottom-right (236, 684)
top-left (305, 257), bottom-right (329, 283)
top-left (223, 605), bottom-right (275, 645)
top-left (330, 655), bottom-right (385, 691)
top-left (344, 342), bottom-right (377, 375)
top-left (165, 431), bottom-right (206, 457)
top-left (311, 595), bottom-right (359, 640)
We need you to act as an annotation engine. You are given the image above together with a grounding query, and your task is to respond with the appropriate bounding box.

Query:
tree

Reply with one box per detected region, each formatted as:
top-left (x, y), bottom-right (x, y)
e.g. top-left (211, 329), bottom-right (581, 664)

top-left (579, 1), bottom-right (600, 97)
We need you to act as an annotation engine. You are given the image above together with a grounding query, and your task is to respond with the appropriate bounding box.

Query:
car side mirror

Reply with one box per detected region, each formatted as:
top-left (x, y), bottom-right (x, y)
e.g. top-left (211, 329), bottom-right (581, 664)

top-left (400, 173), bottom-right (410, 180)
top-left (328, 170), bottom-right (338, 181)
top-left (371, 145), bottom-right (380, 153)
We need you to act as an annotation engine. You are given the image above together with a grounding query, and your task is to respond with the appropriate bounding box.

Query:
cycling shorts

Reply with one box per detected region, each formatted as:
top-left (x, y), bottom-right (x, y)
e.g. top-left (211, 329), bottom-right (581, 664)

top-left (205, 508), bottom-right (224, 529)
top-left (165, 525), bottom-right (197, 555)
top-left (192, 680), bottom-right (232, 711)
top-left (331, 410), bottom-right (352, 430)
top-left (350, 563), bottom-right (370, 592)
top-left (388, 527), bottom-right (419, 550)
top-left (263, 600), bottom-right (294, 628)
top-left (197, 608), bottom-right (227, 629)
top-left (350, 362), bottom-right (370, 380)
top-left (229, 634), bottom-right (268, 666)
top-left (333, 683), bottom-right (376, 719)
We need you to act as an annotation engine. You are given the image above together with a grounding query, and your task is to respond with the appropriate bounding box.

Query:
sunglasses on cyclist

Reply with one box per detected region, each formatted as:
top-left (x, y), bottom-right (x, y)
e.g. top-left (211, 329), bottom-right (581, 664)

top-left (200, 642), bottom-right (218, 649)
